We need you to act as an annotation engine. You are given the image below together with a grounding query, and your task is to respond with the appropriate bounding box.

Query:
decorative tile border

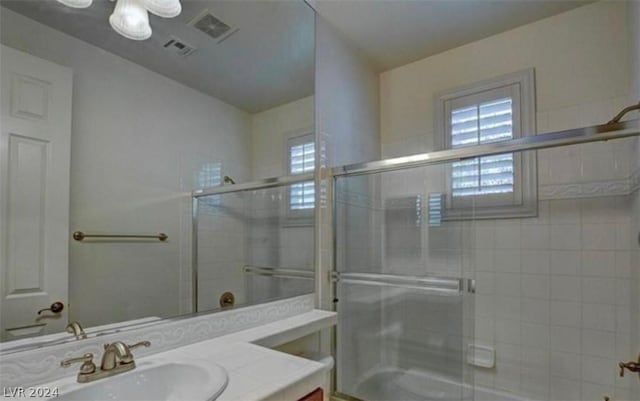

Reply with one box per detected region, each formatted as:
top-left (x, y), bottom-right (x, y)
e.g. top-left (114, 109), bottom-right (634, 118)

top-left (539, 178), bottom-right (632, 200)
top-left (0, 294), bottom-right (314, 388)
top-left (335, 168), bottom-right (640, 207)
top-left (540, 167), bottom-right (640, 200)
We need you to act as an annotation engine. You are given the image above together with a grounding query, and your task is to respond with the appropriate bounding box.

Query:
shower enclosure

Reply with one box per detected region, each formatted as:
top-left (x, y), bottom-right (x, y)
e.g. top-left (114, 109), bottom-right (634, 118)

top-left (192, 174), bottom-right (315, 313)
top-left (331, 117), bottom-right (640, 401)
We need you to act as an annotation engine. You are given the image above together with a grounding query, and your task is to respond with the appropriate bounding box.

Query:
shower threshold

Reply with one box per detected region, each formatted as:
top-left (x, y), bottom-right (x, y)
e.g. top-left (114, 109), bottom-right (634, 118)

top-left (333, 367), bottom-right (535, 401)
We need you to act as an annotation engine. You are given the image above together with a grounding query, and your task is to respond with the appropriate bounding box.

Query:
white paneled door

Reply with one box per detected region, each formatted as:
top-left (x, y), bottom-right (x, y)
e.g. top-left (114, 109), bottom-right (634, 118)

top-left (0, 45), bottom-right (72, 341)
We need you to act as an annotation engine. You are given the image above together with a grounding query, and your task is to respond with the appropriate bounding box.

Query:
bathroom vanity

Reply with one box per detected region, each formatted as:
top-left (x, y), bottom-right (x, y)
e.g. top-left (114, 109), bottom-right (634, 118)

top-left (0, 295), bottom-right (336, 401)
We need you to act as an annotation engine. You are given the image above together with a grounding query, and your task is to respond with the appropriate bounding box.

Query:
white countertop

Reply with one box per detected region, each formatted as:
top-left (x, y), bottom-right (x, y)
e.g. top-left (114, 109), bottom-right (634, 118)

top-left (175, 309), bottom-right (337, 401)
top-left (9, 310), bottom-right (337, 401)
top-left (178, 342), bottom-right (326, 401)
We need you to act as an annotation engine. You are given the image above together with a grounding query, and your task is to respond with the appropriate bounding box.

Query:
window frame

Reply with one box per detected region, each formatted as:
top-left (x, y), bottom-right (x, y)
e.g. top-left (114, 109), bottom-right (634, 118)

top-left (285, 131), bottom-right (315, 223)
top-left (195, 161), bottom-right (223, 211)
top-left (434, 68), bottom-right (538, 220)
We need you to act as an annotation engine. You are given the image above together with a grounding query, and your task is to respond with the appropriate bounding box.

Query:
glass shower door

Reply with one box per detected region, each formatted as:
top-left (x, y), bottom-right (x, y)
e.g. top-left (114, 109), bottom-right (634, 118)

top-left (334, 168), bottom-right (475, 401)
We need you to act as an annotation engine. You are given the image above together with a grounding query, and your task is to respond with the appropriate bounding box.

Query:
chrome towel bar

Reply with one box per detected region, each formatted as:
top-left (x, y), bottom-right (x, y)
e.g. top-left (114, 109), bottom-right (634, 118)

top-left (331, 272), bottom-right (470, 295)
top-left (243, 265), bottom-right (314, 280)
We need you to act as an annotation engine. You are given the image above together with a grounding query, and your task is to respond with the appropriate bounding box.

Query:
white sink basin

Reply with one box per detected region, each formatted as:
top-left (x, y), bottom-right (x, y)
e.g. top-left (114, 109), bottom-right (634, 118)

top-left (43, 358), bottom-right (228, 401)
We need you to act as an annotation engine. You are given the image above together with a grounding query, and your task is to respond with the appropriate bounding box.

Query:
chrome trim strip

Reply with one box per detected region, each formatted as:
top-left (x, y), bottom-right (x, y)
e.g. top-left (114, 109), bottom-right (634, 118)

top-left (332, 120), bottom-right (640, 177)
top-left (191, 197), bottom-right (199, 313)
top-left (243, 265), bottom-right (314, 280)
top-left (192, 173), bottom-right (315, 197)
top-left (329, 174), bottom-right (338, 394)
top-left (332, 272), bottom-right (463, 294)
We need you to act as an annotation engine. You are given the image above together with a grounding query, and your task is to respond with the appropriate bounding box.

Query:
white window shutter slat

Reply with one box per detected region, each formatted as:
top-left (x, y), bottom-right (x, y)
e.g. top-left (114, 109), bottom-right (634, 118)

top-left (289, 139), bottom-right (315, 210)
top-left (450, 96), bottom-right (515, 197)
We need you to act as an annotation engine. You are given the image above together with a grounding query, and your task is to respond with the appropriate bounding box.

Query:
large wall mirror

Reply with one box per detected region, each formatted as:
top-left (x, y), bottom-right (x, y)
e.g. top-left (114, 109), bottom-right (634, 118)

top-left (0, 0), bottom-right (315, 350)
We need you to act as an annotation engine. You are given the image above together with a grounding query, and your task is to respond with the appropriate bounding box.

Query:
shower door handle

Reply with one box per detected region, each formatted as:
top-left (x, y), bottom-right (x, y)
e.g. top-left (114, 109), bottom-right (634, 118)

top-left (466, 279), bottom-right (476, 293)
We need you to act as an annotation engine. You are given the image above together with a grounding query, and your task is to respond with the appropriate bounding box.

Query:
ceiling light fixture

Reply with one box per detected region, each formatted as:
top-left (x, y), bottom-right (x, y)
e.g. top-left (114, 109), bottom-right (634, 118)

top-left (54, 0), bottom-right (181, 41)
top-left (142, 0), bottom-right (182, 18)
top-left (109, 0), bottom-right (152, 40)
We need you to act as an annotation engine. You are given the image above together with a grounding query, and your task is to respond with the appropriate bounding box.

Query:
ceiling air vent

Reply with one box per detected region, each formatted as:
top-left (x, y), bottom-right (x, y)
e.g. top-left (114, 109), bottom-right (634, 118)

top-left (189, 10), bottom-right (235, 42)
top-left (163, 37), bottom-right (196, 57)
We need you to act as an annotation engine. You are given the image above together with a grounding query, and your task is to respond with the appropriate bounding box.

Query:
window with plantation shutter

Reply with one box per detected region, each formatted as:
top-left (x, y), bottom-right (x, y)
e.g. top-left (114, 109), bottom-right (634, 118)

top-left (288, 134), bottom-right (315, 211)
top-left (450, 98), bottom-right (515, 197)
top-left (435, 69), bottom-right (538, 219)
top-left (196, 162), bottom-right (222, 208)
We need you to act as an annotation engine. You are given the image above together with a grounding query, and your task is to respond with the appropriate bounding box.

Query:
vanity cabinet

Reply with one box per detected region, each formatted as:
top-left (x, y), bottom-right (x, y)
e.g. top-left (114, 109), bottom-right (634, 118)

top-left (298, 388), bottom-right (322, 401)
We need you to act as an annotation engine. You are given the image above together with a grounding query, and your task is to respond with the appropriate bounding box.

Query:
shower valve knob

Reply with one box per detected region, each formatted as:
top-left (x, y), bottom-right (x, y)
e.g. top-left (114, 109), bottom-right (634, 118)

top-left (618, 354), bottom-right (640, 377)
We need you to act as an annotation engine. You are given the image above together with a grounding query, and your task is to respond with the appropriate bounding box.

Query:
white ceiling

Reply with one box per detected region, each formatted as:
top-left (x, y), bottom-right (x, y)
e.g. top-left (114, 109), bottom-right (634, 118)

top-left (311, 0), bottom-right (594, 71)
top-left (3, 0), bottom-right (595, 111)
top-left (1, 0), bottom-right (315, 113)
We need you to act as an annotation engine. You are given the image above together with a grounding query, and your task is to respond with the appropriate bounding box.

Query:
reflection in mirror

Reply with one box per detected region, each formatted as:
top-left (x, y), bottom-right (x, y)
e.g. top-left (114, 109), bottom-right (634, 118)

top-left (196, 185), bottom-right (315, 312)
top-left (0, 0), bottom-right (315, 349)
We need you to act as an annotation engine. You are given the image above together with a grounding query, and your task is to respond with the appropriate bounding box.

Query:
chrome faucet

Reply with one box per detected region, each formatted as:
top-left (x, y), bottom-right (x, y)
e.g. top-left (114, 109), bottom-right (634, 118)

top-left (101, 341), bottom-right (149, 370)
top-left (61, 340), bottom-right (150, 383)
top-left (65, 321), bottom-right (86, 340)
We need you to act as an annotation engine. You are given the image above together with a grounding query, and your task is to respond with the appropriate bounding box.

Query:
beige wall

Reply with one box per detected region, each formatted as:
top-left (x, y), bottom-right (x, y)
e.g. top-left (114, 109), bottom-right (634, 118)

top-left (250, 96), bottom-right (314, 179)
top-left (380, 0), bottom-right (630, 158)
top-left (315, 17), bottom-right (380, 168)
top-left (1, 8), bottom-right (252, 326)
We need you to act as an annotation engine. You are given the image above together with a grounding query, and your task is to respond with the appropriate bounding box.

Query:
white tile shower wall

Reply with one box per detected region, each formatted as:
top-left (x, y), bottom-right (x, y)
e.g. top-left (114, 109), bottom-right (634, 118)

top-left (366, 163), bottom-right (638, 401)
top-left (469, 196), bottom-right (636, 401)
top-left (0, 9), bottom-right (252, 325)
top-left (197, 198), bottom-right (248, 311)
top-left (244, 187), bottom-right (315, 305)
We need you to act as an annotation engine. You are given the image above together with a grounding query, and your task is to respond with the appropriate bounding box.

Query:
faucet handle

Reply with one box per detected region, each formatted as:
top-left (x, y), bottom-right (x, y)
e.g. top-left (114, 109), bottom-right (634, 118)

top-left (127, 340), bottom-right (151, 351)
top-left (60, 353), bottom-right (96, 375)
top-left (103, 340), bottom-right (151, 352)
top-left (119, 341), bottom-right (150, 364)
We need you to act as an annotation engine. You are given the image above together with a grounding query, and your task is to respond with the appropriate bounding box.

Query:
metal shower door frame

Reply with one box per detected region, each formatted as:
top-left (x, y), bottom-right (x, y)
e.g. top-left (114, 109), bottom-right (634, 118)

top-left (328, 116), bottom-right (640, 400)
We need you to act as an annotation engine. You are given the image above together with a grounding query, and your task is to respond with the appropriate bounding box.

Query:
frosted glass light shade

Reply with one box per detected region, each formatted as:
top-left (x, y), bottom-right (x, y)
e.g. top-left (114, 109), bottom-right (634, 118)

top-left (56, 0), bottom-right (93, 8)
top-left (109, 0), bottom-right (152, 41)
top-left (141, 0), bottom-right (181, 18)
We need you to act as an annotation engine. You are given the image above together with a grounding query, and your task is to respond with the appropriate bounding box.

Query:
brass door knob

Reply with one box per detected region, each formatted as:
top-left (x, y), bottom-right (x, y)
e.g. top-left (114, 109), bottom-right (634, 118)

top-left (37, 301), bottom-right (64, 315)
